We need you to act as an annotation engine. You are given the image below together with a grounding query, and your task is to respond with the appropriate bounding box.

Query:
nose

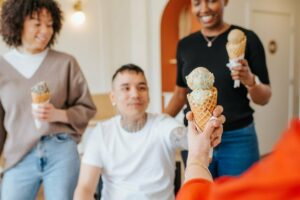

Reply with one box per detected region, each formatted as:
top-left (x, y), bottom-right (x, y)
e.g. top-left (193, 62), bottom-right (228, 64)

top-left (130, 88), bottom-right (139, 98)
top-left (199, 2), bottom-right (209, 13)
top-left (40, 24), bottom-right (52, 35)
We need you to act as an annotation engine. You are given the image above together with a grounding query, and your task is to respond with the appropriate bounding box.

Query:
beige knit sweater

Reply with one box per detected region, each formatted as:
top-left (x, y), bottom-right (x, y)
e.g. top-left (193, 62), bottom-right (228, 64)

top-left (0, 49), bottom-right (96, 171)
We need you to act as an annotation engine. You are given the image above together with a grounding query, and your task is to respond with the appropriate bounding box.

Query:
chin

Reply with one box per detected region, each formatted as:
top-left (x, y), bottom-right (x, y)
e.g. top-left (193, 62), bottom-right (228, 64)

top-left (202, 22), bottom-right (217, 29)
top-left (129, 110), bottom-right (146, 117)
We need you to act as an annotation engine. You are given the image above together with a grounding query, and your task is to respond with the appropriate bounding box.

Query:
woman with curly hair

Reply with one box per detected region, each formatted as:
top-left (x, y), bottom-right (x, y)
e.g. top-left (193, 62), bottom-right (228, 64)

top-left (0, 0), bottom-right (96, 199)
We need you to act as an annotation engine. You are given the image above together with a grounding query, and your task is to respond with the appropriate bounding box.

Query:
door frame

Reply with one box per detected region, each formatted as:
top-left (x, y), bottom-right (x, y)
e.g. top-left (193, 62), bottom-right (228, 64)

top-left (246, 2), bottom-right (295, 119)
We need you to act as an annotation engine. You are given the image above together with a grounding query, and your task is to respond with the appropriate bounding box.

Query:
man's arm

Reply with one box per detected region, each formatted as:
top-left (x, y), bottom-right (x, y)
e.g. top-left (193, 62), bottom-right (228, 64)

top-left (164, 86), bottom-right (188, 117)
top-left (74, 163), bottom-right (102, 200)
top-left (170, 127), bottom-right (188, 150)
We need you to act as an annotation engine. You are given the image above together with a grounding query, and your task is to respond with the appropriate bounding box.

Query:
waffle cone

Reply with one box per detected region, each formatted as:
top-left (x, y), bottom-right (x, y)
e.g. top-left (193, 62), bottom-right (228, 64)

top-left (226, 38), bottom-right (246, 59)
top-left (187, 87), bottom-right (217, 132)
top-left (31, 92), bottom-right (50, 104)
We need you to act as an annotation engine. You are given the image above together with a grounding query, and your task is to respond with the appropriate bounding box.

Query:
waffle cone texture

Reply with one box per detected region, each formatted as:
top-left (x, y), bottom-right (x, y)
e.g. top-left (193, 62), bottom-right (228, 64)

top-left (31, 92), bottom-right (50, 104)
top-left (226, 38), bottom-right (246, 59)
top-left (187, 87), bottom-right (217, 131)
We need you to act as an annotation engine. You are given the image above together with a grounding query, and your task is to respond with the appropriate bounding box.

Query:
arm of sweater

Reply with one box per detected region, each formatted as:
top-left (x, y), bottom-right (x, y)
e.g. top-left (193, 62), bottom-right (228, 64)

top-left (65, 57), bottom-right (97, 135)
top-left (178, 120), bottom-right (300, 200)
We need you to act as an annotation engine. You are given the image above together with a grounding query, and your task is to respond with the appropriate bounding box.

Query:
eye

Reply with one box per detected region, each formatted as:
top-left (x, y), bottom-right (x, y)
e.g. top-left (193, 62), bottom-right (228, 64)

top-left (192, 0), bottom-right (200, 6)
top-left (121, 86), bottom-right (130, 91)
top-left (47, 23), bottom-right (53, 28)
top-left (34, 22), bottom-right (41, 27)
top-left (208, 0), bottom-right (217, 3)
top-left (138, 85), bottom-right (148, 91)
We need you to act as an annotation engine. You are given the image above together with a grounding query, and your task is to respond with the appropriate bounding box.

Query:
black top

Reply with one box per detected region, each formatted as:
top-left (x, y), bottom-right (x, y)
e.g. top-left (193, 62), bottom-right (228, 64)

top-left (176, 25), bottom-right (270, 130)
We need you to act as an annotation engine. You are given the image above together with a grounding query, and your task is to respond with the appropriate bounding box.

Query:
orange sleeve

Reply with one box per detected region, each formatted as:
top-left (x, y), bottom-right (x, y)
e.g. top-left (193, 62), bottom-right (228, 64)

top-left (176, 119), bottom-right (300, 200)
top-left (176, 179), bottom-right (212, 200)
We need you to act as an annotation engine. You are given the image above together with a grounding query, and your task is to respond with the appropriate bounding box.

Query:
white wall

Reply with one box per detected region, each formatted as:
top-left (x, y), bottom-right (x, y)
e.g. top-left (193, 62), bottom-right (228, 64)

top-left (296, 0), bottom-right (300, 116)
top-left (54, 0), bottom-right (104, 93)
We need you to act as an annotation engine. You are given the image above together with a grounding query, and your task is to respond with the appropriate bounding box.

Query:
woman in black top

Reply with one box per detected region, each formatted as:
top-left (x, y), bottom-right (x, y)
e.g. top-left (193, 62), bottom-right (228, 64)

top-left (165, 0), bottom-right (271, 178)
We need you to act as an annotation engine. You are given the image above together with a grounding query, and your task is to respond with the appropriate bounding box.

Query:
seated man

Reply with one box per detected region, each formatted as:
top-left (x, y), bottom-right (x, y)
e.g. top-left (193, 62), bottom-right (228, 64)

top-left (74, 64), bottom-right (224, 200)
top-left (176, 112), bottom-right (300, 200)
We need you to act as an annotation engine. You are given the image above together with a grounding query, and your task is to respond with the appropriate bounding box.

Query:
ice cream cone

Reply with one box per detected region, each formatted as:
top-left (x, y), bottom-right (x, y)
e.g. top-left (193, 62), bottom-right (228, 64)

top-left (226, 39), bottom-right (246, 60)
top-left (31, 92), bottom-right (50, 104)
top-left (31, 81), bottom-right (51, 129)
top-left (187, 87), bottom-right (217, 131)
top-left (226, 29), bottom-right (247, 88)
top-left (226, 29), bottom-right (247, 59)
top-left (186, 67), bottom-right (218, 132)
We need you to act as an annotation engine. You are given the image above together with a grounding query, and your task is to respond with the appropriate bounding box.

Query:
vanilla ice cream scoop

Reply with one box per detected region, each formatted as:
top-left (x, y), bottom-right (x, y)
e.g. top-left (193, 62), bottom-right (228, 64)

top-left (186, 67), bottom-right (214, 90)
top-left (227, 29), bottom-right (246, 44)
top-left (226, 29), bottom-right (247, 60)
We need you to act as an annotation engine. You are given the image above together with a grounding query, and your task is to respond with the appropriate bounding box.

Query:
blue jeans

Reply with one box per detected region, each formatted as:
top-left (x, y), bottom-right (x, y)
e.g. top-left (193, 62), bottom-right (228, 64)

top-left (209, 123), bottom-right (260, 178)
top-left (1, 133), bottom-right (80, 200)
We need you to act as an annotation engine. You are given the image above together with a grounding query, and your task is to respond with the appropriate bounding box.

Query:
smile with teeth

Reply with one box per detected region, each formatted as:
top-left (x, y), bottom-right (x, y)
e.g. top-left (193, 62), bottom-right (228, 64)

top-left (201, 15), bottom-right (214, 23)
top-left (36, 36), bottom-right (48, 43)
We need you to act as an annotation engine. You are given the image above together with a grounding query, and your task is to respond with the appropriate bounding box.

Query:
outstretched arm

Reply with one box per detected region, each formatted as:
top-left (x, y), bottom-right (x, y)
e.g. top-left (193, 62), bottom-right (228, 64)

top-left (184, 106), bottom-right (225, 183)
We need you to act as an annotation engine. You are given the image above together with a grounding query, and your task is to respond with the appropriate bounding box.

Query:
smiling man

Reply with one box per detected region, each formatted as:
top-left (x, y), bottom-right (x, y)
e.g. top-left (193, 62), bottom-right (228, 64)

top-left (74, 64), bottom-right (224, 200)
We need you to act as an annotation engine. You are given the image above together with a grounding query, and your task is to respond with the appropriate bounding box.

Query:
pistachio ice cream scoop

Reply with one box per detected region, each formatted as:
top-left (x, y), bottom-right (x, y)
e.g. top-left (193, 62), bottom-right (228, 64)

top-left (186, 67), bottom-right (217, 132)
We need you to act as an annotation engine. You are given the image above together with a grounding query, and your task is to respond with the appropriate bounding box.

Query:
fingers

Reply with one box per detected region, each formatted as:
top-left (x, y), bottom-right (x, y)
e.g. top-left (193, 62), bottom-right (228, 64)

top-left (207, 116), bottom-right (223, 147)
top-left (186, 111), bottom-right (194, 121)
top-left (188, 120), bottom-right (201, 136)
top-left (211, 128), bottom-right (222, 147)
top-left (230, 59), bottom-right (253, 83)
top-left (239, 59), bottom-right (249, 66)
top-left (32, 110), bottom-right (48, 120)
top-left (212, 105), bottom-right (223, 117)
top-left (32, 103), bottom-right (53, 120)
top-left (218, 114), bottom-right (226, 125)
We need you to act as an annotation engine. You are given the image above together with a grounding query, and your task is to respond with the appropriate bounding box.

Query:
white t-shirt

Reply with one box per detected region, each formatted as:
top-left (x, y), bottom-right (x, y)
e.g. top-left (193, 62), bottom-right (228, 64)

top-left (82, 113), bottom-right (186, 200)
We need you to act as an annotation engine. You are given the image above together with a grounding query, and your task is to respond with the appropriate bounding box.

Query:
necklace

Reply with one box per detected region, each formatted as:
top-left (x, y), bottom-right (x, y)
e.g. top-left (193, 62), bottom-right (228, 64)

top-left (201, 32), bottom-right (219, 47)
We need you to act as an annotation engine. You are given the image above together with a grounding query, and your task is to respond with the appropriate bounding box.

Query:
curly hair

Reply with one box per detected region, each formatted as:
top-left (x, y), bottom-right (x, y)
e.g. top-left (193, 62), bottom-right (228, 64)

top-left (0, 0), bottom-right (63, 47)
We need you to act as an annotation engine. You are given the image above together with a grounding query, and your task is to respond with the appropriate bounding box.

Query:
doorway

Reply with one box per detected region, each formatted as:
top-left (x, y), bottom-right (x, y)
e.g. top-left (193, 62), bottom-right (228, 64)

top-left (249, 4), bottom-right (295, 154)
top-left (160, 0), bottom-right (200, 113)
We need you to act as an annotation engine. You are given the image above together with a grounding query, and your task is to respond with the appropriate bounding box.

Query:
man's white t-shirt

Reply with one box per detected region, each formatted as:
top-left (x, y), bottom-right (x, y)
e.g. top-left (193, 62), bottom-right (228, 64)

top-left (82, 113), bottom-right (186, 200)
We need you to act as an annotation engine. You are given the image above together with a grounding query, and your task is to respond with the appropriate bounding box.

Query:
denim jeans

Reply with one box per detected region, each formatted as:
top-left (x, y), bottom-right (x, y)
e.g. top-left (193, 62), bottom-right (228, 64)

top-left (209, 123), bottom-right (260, 178)
top-left (1, 133), bottom-right (80, 200)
